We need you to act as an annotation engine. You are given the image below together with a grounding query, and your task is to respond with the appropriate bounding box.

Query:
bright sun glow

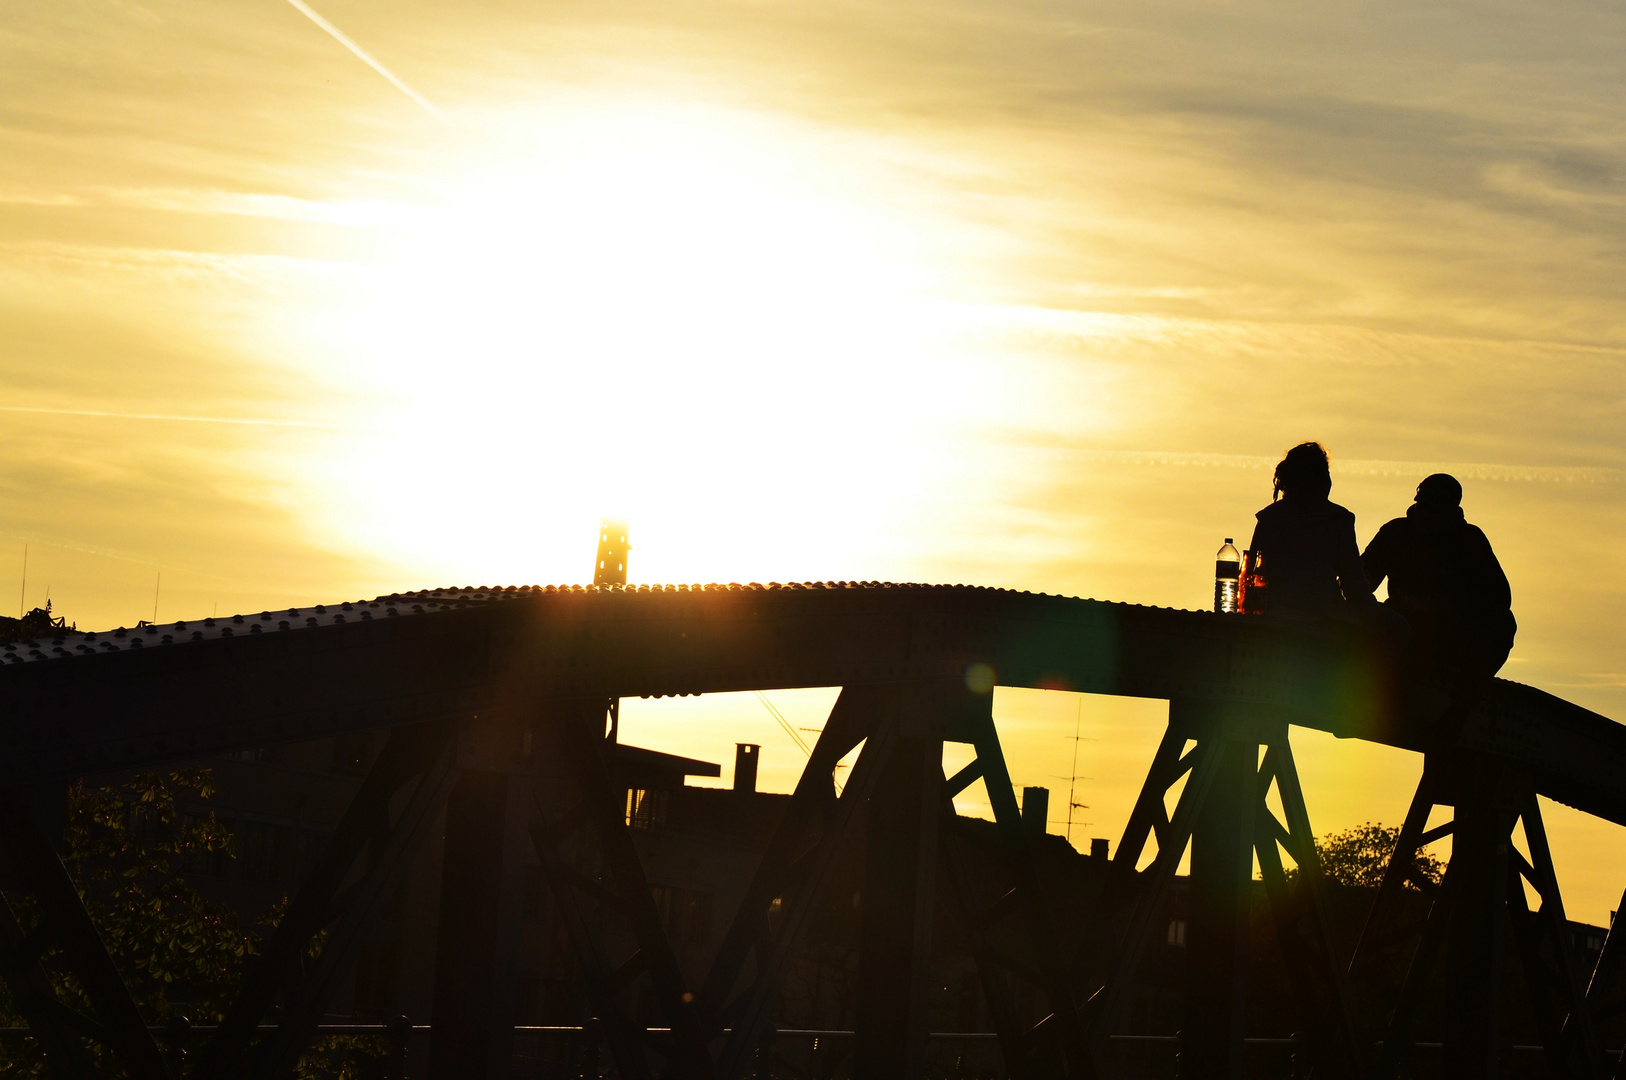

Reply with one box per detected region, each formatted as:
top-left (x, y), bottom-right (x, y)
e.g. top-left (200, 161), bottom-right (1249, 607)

top-left (317, 102), bottom-right (1015, 586)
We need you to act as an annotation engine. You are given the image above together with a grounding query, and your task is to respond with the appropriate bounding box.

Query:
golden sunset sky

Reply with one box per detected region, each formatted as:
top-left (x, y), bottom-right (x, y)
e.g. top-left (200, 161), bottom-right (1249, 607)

top-left (4, 0), bottom-right (1624, 916)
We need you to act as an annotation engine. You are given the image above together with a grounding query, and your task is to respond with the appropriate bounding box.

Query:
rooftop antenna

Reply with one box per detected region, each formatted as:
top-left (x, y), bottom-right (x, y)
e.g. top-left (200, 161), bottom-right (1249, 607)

top-left (1063, 696), bottom-right (1097, 845)
top-left (152, 572), bottom-right (160, 624)
top-left (17, 544), bottom-right (25, 618)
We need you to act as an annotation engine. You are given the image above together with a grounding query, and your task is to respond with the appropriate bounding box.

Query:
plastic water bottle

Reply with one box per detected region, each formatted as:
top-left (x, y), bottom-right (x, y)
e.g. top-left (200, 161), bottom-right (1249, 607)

top-left (1215, 538), bottom-right (1241, 613)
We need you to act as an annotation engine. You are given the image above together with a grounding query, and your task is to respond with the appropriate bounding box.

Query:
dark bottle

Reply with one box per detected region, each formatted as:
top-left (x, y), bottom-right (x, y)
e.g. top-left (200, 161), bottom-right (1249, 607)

top-left (1240, 550), bottom-right (1269, 614)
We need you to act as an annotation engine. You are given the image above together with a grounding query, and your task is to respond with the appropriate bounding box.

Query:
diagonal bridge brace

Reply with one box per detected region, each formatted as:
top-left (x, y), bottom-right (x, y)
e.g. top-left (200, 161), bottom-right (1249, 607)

top-left (1353, 752), bottom-right (1606, 1080)
top-left (190, 717), bottom-right (459, 1080)
top-left (0, 785), bottom-right (169, 1080)
top-left (704, 688), bottom-right (900, 1080)
top-left (1078, 701), bottom-right (1363, 1080)
top-left (525, 698), bottom-right (715, 1080)
top-left (937, 700), bottom-right (1093, 1079)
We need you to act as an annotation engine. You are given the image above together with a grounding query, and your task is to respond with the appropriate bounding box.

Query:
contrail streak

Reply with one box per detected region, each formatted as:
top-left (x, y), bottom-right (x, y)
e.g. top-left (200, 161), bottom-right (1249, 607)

top-left (0, 529), bottom-right (270, 591)
top-left (281, 0), bottom-right (448, 124)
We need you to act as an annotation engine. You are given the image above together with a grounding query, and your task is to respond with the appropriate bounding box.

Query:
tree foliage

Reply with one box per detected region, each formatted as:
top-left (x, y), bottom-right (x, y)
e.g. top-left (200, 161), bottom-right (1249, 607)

top-left (1313, 821), bottom-right (1444, 889)
top-left (0, 770), bottom-right (382, 1077)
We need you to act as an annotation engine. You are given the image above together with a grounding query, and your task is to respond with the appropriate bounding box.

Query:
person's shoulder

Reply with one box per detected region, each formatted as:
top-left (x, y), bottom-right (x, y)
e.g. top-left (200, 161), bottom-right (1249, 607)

top-left (1324, 501), bottom-right (1357, 526)
top-left (1370, 515), bottom-right (1408, 538)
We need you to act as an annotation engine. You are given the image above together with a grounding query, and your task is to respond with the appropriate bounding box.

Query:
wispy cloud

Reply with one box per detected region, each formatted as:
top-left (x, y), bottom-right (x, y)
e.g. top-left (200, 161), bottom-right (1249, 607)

top-left (0, 406), bottom-right (353, 431)
top-left (1026, 448), bottom-right (1626, 486)
top-left (0, 187), bottom-right (418, 226)
top-left (280, 0), bottom-right (448, 124)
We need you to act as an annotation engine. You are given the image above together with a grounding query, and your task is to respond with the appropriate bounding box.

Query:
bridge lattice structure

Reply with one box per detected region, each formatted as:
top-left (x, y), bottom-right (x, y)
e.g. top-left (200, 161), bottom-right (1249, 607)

top-left (2, 581), bottom-right (1624, 1079)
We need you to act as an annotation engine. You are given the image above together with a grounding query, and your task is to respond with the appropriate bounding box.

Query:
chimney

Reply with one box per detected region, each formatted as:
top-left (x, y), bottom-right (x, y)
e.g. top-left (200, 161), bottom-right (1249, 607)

top-left (1021, 786), bottom-right (1048, 838)
top-left (734, 744), bottom-right (760, 793)
top-left (1090, 837), bottom-right (1109, 861)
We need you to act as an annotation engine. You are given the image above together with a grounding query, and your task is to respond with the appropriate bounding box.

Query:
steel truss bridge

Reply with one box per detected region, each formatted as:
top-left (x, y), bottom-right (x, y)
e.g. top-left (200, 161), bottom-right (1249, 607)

top-left (2, 581), bottom-right (1625, 1079)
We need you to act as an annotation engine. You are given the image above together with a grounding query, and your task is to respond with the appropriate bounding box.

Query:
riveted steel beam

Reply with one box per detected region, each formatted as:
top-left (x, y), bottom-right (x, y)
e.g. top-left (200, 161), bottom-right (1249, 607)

top-left (1, 585), bottom-right (1621, 827)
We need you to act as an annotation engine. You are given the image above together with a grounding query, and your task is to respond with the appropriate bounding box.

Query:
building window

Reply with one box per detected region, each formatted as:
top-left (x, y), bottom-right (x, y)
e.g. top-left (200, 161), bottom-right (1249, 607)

top-left (625, 788), bottom-right (669, 830)
top-left (1167, 919), bottom-right (1186, 947)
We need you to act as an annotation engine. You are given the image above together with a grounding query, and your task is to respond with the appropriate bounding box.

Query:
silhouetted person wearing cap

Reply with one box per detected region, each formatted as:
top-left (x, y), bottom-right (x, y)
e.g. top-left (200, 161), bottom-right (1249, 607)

top-left (1248, 442), bottom-right (1378, 616)
top-left (1362, 473), bottom-right (1516, 682)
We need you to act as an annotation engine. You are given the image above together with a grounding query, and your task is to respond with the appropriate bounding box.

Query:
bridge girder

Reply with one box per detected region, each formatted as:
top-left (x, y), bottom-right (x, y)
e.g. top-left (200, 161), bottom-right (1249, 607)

top-left (0, 581), bottom-right (1623, 1078)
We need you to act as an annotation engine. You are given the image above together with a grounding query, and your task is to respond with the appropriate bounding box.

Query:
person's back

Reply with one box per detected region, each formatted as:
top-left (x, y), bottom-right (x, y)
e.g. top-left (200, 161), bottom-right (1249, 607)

top-left (1363, 473), bottom-right (1515, 677)
top-left (1248, 442), bottom-right (1373, 615)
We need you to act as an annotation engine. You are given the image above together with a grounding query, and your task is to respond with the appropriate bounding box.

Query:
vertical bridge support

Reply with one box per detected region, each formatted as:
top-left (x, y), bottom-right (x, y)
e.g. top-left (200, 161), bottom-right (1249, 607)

top-left (523, 699), bottom-right (715, 1080)
top-left (698, 684), bottom-right (897, 1080)
top-left (1185, 732), bottom-right (1257, 1077)
top-left (855, 731), bottom-right (941, 1078)
top-left (517, 680), bottom-right (1081, 1080)
top-left (1084, 700), bottom-right (1360, 1080)
top-left (429, 769), bottom-right (522, 1079)
top-left (850, 680), bottom-right (1089, 1079)
top-left (1352, 752), bottom-right (1605, 1079)
top-left (937, 694), bottom-right (1091, 1079)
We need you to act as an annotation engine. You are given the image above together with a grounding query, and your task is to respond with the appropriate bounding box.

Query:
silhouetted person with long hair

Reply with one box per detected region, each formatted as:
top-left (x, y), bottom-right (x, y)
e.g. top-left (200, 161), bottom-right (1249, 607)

top-left (1362, 473), bottom-right (1515, 682)
top-left (1248, 442), bottom-right (1376, 616)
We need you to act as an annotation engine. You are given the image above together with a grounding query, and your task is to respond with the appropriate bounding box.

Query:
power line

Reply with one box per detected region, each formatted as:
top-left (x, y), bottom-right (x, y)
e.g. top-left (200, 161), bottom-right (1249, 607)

top-left (752, 692), bottom-right (853, 795)
top-left (753, 691), bottom-right (811, 757)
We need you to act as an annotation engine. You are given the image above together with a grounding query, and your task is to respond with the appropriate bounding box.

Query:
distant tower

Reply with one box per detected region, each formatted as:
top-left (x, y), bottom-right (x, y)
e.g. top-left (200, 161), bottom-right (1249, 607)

top-left (595, 520), bottom-right (630, 746)
top-left (595, 520), bottom-right (629, 587)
